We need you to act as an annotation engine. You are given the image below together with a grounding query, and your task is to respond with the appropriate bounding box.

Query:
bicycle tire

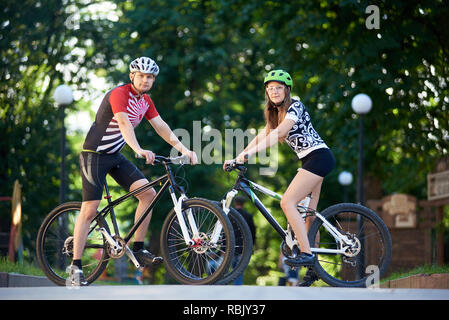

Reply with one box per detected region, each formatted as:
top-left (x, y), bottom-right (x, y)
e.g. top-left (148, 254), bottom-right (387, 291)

top-left (160, 198), bottom-right (235, 285)
top-left (211, 202), bottom-right (253, 285)
top-left (36, 202), bottom-right (110, 286)
top-left (308, 203), bottom-right (392, 287)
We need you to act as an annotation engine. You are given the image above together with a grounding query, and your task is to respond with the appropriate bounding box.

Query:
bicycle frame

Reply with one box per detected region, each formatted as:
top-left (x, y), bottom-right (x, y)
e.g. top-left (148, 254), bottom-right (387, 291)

top-left (89, 156), bottom-right (199, 268)
top-left (221, 168), bottom-right (355, 256)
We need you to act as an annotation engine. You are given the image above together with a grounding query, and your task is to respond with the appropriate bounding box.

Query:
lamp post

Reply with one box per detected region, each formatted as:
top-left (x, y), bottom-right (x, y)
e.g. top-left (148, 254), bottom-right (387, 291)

top-left (53, 84), bottom-right (73, 204)
top-left (351, 93), bottom-right (372, 280)
top-left (338, 171), bottom-right (353, 203)
top-left (53, 84), bottom-right (73, 271)
top-left (351, 93), bottom-right (372, 205)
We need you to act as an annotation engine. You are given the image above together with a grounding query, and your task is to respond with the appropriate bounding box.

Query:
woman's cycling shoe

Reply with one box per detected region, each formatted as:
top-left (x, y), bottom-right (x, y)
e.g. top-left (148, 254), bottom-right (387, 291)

top-left (284, 253), bottom-right (316, 267)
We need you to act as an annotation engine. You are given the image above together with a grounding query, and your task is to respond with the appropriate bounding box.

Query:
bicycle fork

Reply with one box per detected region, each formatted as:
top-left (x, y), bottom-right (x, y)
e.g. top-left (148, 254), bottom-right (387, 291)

top-left (169, 186), bottom-right (197, 246)
top-left (207, 189), bottom-right (238, 244)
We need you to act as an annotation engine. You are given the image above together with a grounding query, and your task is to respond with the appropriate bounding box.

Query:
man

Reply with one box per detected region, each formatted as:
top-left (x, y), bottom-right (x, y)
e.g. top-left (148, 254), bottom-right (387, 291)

top-left (68, 57), bottom-right (197, 286)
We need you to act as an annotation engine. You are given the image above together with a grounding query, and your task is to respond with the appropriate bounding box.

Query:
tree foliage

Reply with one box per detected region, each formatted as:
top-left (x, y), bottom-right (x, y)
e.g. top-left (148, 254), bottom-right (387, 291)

top-left (0, 0), bottom-right (117, 254)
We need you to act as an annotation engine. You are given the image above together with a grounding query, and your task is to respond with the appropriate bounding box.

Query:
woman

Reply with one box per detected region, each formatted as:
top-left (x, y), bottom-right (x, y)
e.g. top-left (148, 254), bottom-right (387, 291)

top-left (223, 69), bottom-right (335, 267)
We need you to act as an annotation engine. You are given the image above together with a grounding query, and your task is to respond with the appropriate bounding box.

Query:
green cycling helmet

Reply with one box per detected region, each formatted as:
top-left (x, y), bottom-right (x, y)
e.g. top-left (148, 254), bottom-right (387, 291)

top-left (264, 69), bottom-right (293, 89)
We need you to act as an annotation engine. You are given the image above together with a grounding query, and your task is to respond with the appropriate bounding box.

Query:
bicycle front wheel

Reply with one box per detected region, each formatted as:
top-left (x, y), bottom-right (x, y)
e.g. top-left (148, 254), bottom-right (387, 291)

top-left (211, 203), bottom-right (253, 285)
top-left (308, 203), bottom-right (392, 287)
top-left (160, 198), bottom-right (235, 285)
top-left (36, 202), bottom-right (110, 286)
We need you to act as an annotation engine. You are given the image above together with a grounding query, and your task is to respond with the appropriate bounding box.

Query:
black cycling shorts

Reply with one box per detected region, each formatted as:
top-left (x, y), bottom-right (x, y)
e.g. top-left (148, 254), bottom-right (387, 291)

top-left (300, 148), bottom-right (335, 178)
top-left (80, 151), bottom-right (146, 201)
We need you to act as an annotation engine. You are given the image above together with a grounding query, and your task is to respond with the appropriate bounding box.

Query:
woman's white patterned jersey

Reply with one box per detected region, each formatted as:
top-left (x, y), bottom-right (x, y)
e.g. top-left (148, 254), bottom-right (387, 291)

top-left (284, 99), bottom-right (328, 159)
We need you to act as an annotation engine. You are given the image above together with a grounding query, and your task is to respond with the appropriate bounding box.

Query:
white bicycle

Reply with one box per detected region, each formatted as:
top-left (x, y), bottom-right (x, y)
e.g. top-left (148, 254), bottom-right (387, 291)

top-left (220, 161), bottom-right (392, 287)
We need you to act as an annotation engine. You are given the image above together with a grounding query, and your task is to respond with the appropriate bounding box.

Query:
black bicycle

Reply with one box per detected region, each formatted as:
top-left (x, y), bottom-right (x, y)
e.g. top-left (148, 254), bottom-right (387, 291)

top-left (220, 161), bottom-right (392, 288)
top-left (36, 155), bottom-right (235, 286)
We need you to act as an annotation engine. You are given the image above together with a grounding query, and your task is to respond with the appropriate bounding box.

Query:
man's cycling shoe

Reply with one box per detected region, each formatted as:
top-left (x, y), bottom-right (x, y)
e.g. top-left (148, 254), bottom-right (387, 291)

top-left (298, 268), bottom-right (319, 287)
top-left (134, 249), bottom-right (163, 266)
top-left (284, 253), bottom-right (316, 268)
top-left (67, 265), bottom-right (88, 287)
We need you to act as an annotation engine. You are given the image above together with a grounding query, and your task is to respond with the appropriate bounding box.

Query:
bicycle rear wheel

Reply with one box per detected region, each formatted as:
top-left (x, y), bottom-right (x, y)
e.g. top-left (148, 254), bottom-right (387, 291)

top-left (308, 203), bottom-right (392, 287)
top-left (36, 202), bottom-right (110, 286)
top-left (160, 198), bottom-right (235, 285)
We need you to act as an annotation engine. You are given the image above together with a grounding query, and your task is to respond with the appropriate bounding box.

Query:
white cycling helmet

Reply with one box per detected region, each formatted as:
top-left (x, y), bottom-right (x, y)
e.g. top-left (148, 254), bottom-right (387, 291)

top-left (129, 57), bottom-right (160, 76)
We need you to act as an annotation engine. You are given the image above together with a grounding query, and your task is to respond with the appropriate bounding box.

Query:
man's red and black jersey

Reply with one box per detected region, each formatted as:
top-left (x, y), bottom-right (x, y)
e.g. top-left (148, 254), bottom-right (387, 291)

top-left (82, 83), bottom-right (159, 154)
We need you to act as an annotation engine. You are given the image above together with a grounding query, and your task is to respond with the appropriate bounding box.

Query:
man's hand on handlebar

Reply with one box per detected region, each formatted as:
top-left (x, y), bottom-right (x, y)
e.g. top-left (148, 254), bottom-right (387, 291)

top-left (183, 150), bottom-right (198, 165)
top-left (223, 154), bottom-right (248, 171)
top-left (135, 149), bottom-right (156, 165)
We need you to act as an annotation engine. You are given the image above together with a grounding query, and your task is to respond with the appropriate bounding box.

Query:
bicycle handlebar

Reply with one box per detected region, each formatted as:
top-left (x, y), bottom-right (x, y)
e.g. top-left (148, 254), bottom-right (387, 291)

top-left (135, 154), bottom-right (191, 165)
top-left (224, 160), bottom-right (246, 172)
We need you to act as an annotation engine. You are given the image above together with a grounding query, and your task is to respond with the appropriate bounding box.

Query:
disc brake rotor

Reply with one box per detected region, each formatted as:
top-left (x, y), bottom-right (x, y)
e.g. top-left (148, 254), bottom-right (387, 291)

top-left (343, 233), bottom-right (361, 257)
top-left (62, 236), bottom-right (74, 257)
top-left (190, 232), bottom-right (210, 254)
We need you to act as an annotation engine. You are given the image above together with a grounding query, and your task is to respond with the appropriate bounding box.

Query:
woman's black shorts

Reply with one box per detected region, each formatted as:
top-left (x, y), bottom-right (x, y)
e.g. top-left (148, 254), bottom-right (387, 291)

top-left (80, 151), bottom-right (146, 201)
top-left (300, 148), bottom-right (335, 178)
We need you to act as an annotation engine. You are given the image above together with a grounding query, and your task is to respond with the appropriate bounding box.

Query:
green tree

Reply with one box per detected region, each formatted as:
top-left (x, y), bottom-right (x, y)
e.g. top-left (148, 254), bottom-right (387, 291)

top-left (260, 0), bottom-right (448, 198)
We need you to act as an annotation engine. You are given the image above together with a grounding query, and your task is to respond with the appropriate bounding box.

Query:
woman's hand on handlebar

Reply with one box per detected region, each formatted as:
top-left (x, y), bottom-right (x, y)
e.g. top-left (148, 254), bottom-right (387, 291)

top-left (223, 153), bottom-right (249, 171)
top-left (235, 153), bottom-right (248, 164)
top-left (223, 159), bottom-right (235, 171)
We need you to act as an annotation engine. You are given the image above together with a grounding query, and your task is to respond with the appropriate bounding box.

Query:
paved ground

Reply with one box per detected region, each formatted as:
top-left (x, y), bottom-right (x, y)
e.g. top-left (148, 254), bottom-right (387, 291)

top-left (1, 284), bottom-right (449, 300)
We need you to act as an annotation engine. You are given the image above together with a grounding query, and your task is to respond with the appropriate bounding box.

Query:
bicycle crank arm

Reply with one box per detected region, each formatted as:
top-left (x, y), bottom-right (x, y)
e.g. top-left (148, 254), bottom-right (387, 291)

top-left (124, 245), bottom-right (143, 271)
top-left (311, 247), bottom-right (347, 255)
top-left (97, 227), bottom-right (122, 253)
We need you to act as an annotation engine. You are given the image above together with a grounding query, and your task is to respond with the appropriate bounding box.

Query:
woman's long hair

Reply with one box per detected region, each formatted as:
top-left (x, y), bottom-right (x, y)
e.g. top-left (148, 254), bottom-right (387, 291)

top-left (263, 85), bottom-right (292, 141)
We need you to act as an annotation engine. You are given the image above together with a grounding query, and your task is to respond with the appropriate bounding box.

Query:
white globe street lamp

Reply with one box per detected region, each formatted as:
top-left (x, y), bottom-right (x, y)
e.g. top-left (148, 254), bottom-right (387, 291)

top-left (338, 171), bottom-right (353, 203)
top-left (338, 171), bottom-right (353, 186)
top-left (351, 93), bottom-right (372, 114)
top-left (53, 85), bottom-right (73, 204)
top-left (53, 84), bottom-right (74, 106)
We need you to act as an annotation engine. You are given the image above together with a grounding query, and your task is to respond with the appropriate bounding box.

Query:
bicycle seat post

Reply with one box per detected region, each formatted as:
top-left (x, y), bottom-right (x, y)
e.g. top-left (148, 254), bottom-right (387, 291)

top-left (103, 180), bottom-right (120, 236)
top-left (104, 180), bottom-right (113, 205)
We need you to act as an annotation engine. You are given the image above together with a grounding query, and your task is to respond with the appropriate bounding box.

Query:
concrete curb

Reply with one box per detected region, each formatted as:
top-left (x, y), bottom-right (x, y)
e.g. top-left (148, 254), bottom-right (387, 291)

top-left (2, 284), bottom-right (449, 300)
top-left (0, 272), bottom-right (55, 287)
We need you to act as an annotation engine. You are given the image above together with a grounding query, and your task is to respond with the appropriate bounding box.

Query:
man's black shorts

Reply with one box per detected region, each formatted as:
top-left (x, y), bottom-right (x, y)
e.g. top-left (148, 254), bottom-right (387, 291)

top-left (79, 151), bottom-right (146, 201)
